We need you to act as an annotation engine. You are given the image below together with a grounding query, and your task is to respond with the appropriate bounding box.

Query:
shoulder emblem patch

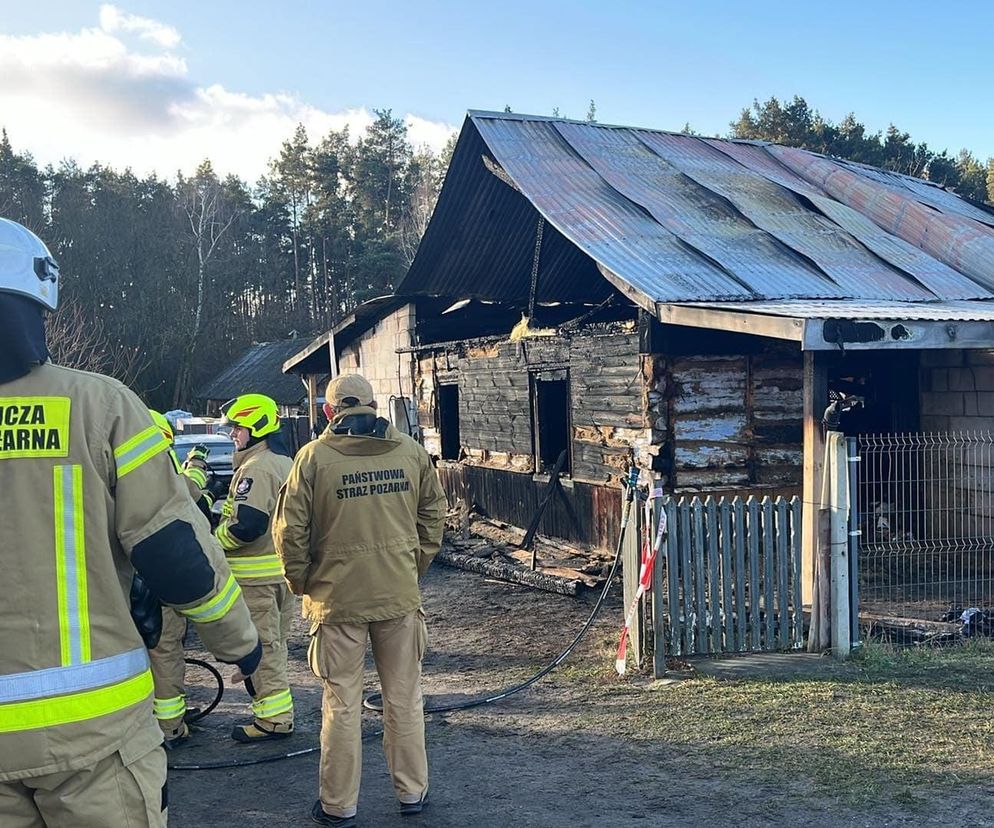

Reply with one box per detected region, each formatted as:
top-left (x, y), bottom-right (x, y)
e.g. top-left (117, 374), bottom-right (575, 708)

top-left (236, 477), bottom-right (253, 496)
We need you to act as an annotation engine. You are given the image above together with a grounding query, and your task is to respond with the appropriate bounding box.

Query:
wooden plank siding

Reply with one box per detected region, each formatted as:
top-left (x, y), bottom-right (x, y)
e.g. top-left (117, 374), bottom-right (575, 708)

top-left (415, 326), bottom-right (804, 549)
top-left (657, 349), bottom-right (804, 492)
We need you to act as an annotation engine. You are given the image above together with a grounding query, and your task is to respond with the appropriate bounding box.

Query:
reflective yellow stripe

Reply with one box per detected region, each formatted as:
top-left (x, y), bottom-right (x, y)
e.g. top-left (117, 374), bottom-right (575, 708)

top-left (153, 695), bottom-right (187, 720)
top-left (0, 670), bottom-right (153, 733)
top-left (216, 522), bottom-right (244, 551)
top-left (53, 465), bottom-right (89, 666)
top-left (227, 554), bottom-right (284, 580)
top-left (114, 425), bottom-right (169, 478)
top-left (184, 466), bottom-right (208, 488)
top-left (169, 449), bottom-right (183, 474)
top-left (53, 468), bottom-right (70, 666)
top-left (251, 689), bottom-right (293, 718)
top-left (72, 465), bottom-right (90, 663)
top-left (178, 574), bottom-right (241, 624)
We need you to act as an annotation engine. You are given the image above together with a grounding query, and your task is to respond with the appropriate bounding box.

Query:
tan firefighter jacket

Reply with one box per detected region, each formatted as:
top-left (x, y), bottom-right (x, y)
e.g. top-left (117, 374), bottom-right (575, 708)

top-left (215, 439), bottom-right (292, 585)
top-left (169, 448), bottom-right (213, 517)
top-left (0, 363), bottom-right (260, 781)
top-left (273, 406), bottom-right (447, 625)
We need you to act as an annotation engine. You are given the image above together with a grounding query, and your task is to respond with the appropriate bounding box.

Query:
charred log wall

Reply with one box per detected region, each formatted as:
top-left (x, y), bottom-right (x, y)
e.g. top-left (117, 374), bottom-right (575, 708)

top-left (416, 329), bottom-right (645, 484)
top-left (437, 462), bottom-right (622, 550)
top-left (653, 346), bottom-right (803, 492)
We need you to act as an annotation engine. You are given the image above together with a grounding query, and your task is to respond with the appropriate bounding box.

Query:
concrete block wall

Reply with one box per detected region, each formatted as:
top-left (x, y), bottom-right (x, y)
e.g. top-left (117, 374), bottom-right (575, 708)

top-left (337, 304), bottom-right (416, 425)
top-left (920, 349), bottom-right (994, 431)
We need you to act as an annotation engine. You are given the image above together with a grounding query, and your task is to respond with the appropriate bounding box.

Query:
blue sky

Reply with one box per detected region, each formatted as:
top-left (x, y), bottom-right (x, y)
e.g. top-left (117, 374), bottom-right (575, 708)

top-left (2, 1), bottom-right (991, 179)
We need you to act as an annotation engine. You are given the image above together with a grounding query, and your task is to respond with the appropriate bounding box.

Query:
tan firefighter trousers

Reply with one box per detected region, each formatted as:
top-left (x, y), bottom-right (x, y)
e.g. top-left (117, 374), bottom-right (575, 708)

top-left (242, 582), bottom-right (295, 726)
top-left (309, 609), bottom-right (428, 819)
top-left (0, 744), bottom-right (167, 827)
top-left (149, 607), bottom-right (188, 738)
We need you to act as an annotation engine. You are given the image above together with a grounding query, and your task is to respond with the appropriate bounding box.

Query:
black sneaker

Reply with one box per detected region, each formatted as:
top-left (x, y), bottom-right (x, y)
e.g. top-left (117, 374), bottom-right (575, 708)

top-left (399, 792), bottom-right (428, 816)
top-left (310, 800), bottom-right (356, 827)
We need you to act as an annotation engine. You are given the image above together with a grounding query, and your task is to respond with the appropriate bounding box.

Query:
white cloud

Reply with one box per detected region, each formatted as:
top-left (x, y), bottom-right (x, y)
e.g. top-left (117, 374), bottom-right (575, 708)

top-left (98, 4), bottom-right (182, 50)
top-left (406, 115), bottom-right (457, 152)
top-left (0, 9), bottom-right (457, 182)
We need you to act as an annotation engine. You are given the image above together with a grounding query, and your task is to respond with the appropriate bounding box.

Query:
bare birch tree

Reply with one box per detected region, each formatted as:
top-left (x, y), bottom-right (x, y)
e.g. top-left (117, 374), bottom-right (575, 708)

top-left (173, 160), bottom-right (238, 405)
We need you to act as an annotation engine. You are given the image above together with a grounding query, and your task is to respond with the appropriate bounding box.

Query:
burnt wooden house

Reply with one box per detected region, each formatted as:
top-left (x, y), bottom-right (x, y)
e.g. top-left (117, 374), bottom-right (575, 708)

top-left (305, 113), bottom-right (994, 592)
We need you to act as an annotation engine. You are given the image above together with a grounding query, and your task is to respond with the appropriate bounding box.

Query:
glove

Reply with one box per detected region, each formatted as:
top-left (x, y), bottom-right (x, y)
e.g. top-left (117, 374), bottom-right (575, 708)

top-left (231, 639), bottom-right (262, 679)
top-left (183, 445), bottom-right (209, 475)
top-left (129, 573), bottom-right (163, 649)
top-left (188, 444), bottom-right (210, 464)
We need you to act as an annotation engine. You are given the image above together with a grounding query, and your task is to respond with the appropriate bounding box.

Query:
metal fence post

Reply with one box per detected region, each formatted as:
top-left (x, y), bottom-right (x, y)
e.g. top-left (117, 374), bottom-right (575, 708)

top-left (847, 437), bottom-right (861, 650)
top-left (828, 433), bottom-right (851, 659)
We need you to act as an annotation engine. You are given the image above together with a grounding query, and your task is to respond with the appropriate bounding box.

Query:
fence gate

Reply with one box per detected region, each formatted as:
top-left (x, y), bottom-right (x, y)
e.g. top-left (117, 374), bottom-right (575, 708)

top-left (856, 432), bottom-right (994, 625)
top-left (653, 495), bottom-right (805, 672)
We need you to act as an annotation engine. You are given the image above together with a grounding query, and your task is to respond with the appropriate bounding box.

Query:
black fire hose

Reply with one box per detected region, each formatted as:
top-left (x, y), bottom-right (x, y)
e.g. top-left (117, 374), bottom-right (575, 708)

top-left (364, 467), bottom-right (641, 714)
top-left (182, 658), bottom-right (224, 724)
top-left (169, 468), bottom-right (642, 770)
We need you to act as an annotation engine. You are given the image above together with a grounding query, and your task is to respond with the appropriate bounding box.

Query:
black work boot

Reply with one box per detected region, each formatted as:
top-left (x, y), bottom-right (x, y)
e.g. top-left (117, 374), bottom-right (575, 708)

top-left (400, 792), bottom-right (428, 816)
top-left (310, 800), bottom-right (357, 827)
top-left (231, 720), bottom-right (293, 743)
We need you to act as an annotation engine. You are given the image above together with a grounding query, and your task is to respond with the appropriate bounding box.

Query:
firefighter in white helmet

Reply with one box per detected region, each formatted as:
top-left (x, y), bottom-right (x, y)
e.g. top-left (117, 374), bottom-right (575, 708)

top-left (215, 393), bottom-right (295, 742)
top-left (0, 217), bottom-right (261, 827)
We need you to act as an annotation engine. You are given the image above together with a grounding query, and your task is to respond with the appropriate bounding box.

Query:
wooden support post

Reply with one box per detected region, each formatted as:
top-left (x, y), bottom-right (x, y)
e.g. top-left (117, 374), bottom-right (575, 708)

top-left (520, 449), bottom-right (569, 566)
top-left (801, 351), bottom-right (828, 610)
top-left (307, 374), bottom-right (318, 435)
top-left (622, 489), bottom-right (645, 670)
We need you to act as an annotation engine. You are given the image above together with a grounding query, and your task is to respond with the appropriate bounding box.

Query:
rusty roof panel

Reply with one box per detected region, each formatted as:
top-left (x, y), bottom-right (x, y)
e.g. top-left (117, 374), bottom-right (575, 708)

top-left (709, 140), bottom-right (992, 300)
top-left (771, 146), bottom-right (994, 294)
top-left (553, 121), bottom-right (842, 300)
top-left (473, 118), bottom-right (753, 302)
top-left (831, 157), bottom-right (994, 228)
top-left (636, 131), bottom-right (931, 301)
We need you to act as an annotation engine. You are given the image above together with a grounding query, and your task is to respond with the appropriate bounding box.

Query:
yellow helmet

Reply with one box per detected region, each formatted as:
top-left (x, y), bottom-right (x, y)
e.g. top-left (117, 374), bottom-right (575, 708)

top-left (220, 393), bottom-right (280, 438)
top-left (149, 409), bottom-right (174, 443)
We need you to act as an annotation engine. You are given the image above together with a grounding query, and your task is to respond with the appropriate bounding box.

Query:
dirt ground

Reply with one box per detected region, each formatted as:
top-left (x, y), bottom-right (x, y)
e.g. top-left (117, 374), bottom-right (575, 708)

top-left (169, 565), bottom-right (994, 828)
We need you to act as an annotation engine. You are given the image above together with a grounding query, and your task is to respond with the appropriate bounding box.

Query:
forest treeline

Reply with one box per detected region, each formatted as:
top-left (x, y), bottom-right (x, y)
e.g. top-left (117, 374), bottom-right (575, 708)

top-left (1, 97), bottom-right (989, 408)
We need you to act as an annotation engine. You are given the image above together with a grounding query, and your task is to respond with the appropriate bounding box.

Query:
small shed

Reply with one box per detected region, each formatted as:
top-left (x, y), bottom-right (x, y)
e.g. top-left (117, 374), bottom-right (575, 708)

top-left (197, 338), bottom-right (312, 417)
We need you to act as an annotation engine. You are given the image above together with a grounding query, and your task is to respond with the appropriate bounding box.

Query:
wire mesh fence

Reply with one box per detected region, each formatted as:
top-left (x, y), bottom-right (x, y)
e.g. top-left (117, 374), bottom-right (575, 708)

top-left (857, 432), bottom-right (994, 623)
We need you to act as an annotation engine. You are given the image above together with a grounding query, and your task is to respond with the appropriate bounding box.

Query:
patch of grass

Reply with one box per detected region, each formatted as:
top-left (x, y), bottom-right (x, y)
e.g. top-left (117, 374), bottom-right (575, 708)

top-left (551, 640), bottom-right (994, 807)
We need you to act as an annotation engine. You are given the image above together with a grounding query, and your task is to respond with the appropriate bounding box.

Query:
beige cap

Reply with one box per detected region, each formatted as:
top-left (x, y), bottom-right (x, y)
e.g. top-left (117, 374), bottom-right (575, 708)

top-left (326, 373), bottom-right (375, 407)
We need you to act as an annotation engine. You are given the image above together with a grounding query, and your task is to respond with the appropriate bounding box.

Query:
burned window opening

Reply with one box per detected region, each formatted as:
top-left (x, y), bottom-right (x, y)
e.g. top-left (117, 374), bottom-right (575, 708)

top-left (437, 383), bottom-right (461, 461)
top-left (531, 374), bottom-right (572, 476)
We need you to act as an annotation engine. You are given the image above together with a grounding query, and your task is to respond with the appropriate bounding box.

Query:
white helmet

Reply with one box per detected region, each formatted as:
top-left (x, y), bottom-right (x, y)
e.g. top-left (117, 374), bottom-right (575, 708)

top-left (0, 218), bottom-right (59, 311)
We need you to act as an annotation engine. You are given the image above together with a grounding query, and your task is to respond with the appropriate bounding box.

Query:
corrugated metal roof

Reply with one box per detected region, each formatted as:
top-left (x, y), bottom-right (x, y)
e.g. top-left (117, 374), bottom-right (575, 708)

top-left (197, 339), bottom-right (311, 404)
top-left (685, 300), bottom-right (994, 321)
top-left (397, 112), bottom-right (994, 309)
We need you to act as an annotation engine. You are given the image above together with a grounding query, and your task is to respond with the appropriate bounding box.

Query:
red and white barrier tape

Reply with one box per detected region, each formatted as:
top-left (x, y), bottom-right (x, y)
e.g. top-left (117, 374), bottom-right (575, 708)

top-left (615, 488), bottom-right (666, 675)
